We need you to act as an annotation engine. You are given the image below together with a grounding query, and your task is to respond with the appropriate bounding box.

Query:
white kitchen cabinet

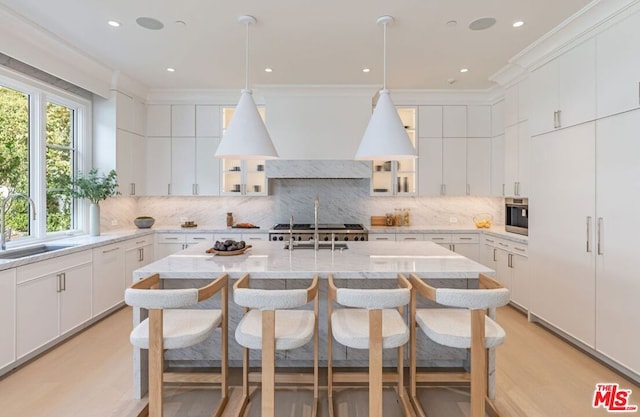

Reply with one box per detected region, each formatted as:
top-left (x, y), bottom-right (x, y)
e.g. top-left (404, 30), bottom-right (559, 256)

top-left (594, 109), bottom-right (640, 375)
top-left (171, 105), bottom-right (196, 137)
top-left (196, 105), bottom-right (221, 137)
top-left (466, 137), bottom-right (492, 196)
top-left (0, 268), bottom-right (16, 369)
top-left (442, 106), bottom-right (467, 138)
top-left (482, 236), bottom-right (529, 310)
top-left (155, 233), bottom-right (214, 258)
top-left (491, 100), bottom-right (505, 137)
top-left (371, 107), bottom-right (417, 196)
top-left (220, 159), bottom-right (268, 196)
top-left (396, 234), bottom-right (423, 241)
top-left (418, 106), bottom-right (443, 138)
top-left (417, 138), bottom-right (443, 196)
top-left (423, 233), bottom-right (480, 262)
top-left (124, 236), bottom-right (155, 288)
top-left (171, 137), bottom-right (197, 196)
top-left (503, 121), bottom-right (530, 197)
top-left (467, 105), bottom-right (491, 138)
top-left (442, 137), bottom-right (467, 196)
top-left (529, 122), bottom-right (596, 347)
top-left (369, 234), bottom-right (395, 241)
top-left (145, 137), bottom-right (171, 196)
top-left (529, 38), bottom-right (596, 136)
top-left (243, 233), bottom-right (269, 242)
top-left (115, 91), bottom-right (134, 133)
top-left (491, 134), bottom-right (505, 196)
top-left (596, 10), bottom-right (640, 118)
top-left (146, 105), bottom-right (171, 137)
top-left (16, 251), bottom-right (93, 358)
top-left (504, 85), bottom-right (519, 128)
top-left (92, 242), bottom-right (125, 316)
top-left (195, 137), bottom-right (221, 196)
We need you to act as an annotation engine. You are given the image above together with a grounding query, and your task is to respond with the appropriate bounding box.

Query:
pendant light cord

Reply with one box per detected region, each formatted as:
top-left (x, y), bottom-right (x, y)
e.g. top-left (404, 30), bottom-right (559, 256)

top-left (382, 20), bottom-right (387, 91)
top-left (244, 21), bottom-right (249, 90)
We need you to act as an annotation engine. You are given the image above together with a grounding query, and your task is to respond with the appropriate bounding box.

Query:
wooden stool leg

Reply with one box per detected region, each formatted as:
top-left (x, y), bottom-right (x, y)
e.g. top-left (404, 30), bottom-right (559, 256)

top-left (328, 313), bottom-right (334, 417)
top-left (471, 310), bottom-right (486, 417)
top-left (262, 310), bottom-right (276, 417)
top-left (369, 309), bottom-right (383, 417)
top-left (148, 310), bottom-right (164, 417)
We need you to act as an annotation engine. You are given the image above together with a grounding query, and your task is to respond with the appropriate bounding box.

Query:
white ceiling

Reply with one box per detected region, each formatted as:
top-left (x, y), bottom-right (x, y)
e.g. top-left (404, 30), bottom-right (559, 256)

top-left (0, 0), bottom-right (593, 91)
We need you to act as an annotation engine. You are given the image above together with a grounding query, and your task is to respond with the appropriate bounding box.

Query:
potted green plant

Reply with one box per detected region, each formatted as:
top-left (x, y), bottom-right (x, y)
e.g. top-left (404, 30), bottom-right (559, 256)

top-left (69, 169), bottom-right (119, 236)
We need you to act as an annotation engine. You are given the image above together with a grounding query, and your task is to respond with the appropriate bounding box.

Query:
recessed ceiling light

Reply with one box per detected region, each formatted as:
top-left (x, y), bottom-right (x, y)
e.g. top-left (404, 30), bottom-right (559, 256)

top-left (362, 68), bottom-right (371, 73)
top-left (167, 68), bottom-right (175, 72)
top-left (136, 17), bottom-right (164, 30)
top-left (264, 68), bottom-right (273, 73)
top-left (460, 68), bottom-right (469, 73)
top-left (513, 20), bottom-right (525, 28)
top-left (107, 20), bottom-right (120, 27)
top-left (469, 17), bottom-right (496, 31)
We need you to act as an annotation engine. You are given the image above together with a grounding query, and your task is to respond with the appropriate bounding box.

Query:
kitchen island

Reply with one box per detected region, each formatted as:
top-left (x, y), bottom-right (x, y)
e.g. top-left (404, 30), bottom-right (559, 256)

top-left (132, 240), bottom-right (495, 398)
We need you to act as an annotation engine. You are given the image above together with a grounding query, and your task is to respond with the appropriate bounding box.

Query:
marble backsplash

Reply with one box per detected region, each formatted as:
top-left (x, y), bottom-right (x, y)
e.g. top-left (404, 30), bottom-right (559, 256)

top-left (100, 178), bottom-right (505, 232)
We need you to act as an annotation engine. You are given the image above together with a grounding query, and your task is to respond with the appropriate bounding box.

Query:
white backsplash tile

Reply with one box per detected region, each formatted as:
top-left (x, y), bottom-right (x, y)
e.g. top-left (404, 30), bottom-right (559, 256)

top-left (101, 179), bottom-right (504, 231)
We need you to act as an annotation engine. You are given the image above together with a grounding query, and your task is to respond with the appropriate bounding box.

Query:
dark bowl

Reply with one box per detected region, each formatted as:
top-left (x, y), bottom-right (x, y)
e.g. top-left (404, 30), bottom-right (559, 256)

top-left (134, 217), bottom-right (155, 229)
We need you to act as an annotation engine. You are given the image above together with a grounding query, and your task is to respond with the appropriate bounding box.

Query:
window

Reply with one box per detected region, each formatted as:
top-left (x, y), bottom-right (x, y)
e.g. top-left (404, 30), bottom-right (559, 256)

top-left (0, 69), bottom-right (88, 245)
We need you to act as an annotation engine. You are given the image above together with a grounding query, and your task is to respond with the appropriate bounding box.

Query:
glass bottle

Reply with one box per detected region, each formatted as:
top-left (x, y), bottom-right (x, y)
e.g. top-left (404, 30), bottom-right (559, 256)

top-left (226, 212), bottom-right (234, 227)
top-left (403, 208), bottom-right (411, 226)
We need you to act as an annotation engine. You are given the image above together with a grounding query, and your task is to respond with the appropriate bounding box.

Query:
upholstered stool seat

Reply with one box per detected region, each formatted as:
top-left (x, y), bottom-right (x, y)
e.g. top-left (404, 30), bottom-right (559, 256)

top-left (233, 273), bottom-right (319, 417)
top-left (409, 273), bottom-right (510, 417)
top-left (125, 273), bottom-right (229, 417)
top-left (130, 309), bottom-right (223, 350)
top-left (327, 274), bottom-right (414, 417)
top-left (235, 309), bottom-right (315, 350)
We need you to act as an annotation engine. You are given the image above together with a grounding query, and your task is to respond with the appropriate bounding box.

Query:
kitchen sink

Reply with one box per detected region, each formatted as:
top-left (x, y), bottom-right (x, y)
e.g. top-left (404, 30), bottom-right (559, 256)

top-left (284, 242), bottom-right (348, 250)
top-left (0, 244), bottom-right (77, 259)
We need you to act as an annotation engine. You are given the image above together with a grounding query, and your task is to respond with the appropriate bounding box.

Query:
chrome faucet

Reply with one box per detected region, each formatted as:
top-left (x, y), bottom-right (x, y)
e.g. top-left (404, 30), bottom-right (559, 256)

top-left (314, 196), bottom-right (319, 251)
top-left (1, 193), bottom-right (37, 251)
top-left (289, 215), bottom-right (294, 252)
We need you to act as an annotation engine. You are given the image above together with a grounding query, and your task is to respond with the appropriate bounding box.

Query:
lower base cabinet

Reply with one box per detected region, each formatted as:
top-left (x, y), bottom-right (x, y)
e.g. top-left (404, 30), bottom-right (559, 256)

top-left (0, 269), bottom-right (16, 368)
top-left (16, 251), bottom-right (92, 359)
top-left (125, 237), bottom-right (155, 286)
top-left (481, 236), bottom-right (529, 310)
top-left (92, 243), bottom-right (125, 316)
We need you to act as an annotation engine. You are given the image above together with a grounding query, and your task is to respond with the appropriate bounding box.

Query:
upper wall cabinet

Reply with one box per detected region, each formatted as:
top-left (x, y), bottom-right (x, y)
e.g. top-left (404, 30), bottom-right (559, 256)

top-left (529, 38), bottom-right (596, 136)
top-left (442, 106), bottom-right (467, 138)
top-left (171, 105), bottom-right (195, 137)
top-left (467, 105), bottom-right (491, 138)
top-left (491, 100), bottom-right (505, 137)
top-left (504, 78), bottom-right (530, 128)
top-left (596, 10), bottom-right (640, 118)
top-left (418, 106), bottom-right (443, 138)
top-left (146, 105), bottom-right (171, 137)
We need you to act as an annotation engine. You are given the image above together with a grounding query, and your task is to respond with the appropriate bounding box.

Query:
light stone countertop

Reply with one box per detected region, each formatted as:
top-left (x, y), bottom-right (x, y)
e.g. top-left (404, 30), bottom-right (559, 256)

top-left (133, 240), bottom-right (494, 280)
top-left (368, 225), bottom-right (528, 244)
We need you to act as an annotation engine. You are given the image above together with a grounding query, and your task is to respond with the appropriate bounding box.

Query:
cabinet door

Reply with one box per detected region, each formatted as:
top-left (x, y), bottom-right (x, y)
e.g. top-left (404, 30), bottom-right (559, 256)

top-left (529, 123), bottom-right (596, 347)
top-left (453, 243), bottom-right (479, 263)
top-left (504, 85), bottom-right (519, 128)
top-left (480, 243), bottom-right (498, 269)
top-left (115, 91), bottom-right (134, 132)
top-left (16, 275), bottom-right (58, 358)
top-left (557, 38), bottom-right (596, 130)
top-left (495, 249), bottom-right (511, 291)
top-left (145, 137), bottom-right (171, 196)
top-left (491, 135), bottom-right (505, 196)
top-left (146, 105), bottom-right (171, 137)
top-left (529, 60), bottom-right (558, 136)
top-left (442, 137), bottom-right (466, 196)
top-left (517, 121), bottom-right (530, 197)
top-left (369, 234), bottom-right (395, 241)
top-left (195, 138), bottom-right (220, 196)
top-left (596, 11), bottom-right (640, 118)
top-left (133, 98), bottom-right (146, 136)
top-left (466, 137), bottom-right (491, 196)
top-left (467, 105), bottom-right (491, 138)
top-left (171, 105), bottom-right (196, 137)
top-left (0, 269), bottom-right (16, 368)
top-left (196, 105), bottom-right (221, 137)
top-left (595, 109), bottom-right (640, 374)
top-left (92, 244), bottom-right (125, 316)
top-left (59, 262), bottom-right (92, 335)
top-left (418, 138), bottom-right (443, 196)
top-left (503, 125), bottom-right (519, 196)
top-left (171, 137), bottom-right (197, 196)
top-left (443, 106), bottom-right (467, 138)
top-left (131, 133), bottom-right (146, 196)
top-left (510, 253), bottom-right (529, 311)
top-left (518, 78), bottom-right (530, 122)
top-left (491, 100), bottom-right (505, 137)
top-left (115, 130), bottom-right (134, 196)
top-left (418, 106), bottom-right (443, 138)
top-left (396, 234), bottom-right (423, 241)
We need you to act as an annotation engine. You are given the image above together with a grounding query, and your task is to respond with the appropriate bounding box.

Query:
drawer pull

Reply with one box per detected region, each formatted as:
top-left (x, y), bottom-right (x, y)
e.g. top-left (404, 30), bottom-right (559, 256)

top-left (458, 237), bottom-right (473, 240)
top-left (102, 247), bottom-right (120, 254)
top-left (513, 247), bottom-right (526, 252)
top-left (498, 242), bottom-right (509, 247)
top-left (431, 237), bottom-right (445, 240)
top-left (136, 240), bottom-right (146, 245)
top-left (485, 239), bottom-right (495, 243)
top-left (164, 237), bottom-right (179, 241)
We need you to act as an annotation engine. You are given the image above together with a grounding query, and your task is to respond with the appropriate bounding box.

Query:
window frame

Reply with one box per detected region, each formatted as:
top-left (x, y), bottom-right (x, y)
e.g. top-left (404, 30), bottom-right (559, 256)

top-left (0, 66), bottom-right (91, 247)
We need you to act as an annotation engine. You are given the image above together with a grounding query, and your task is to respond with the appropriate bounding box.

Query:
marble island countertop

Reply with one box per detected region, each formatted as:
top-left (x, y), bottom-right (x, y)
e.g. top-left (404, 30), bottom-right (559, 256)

top-left (133, 240), bottom-right (494, 280)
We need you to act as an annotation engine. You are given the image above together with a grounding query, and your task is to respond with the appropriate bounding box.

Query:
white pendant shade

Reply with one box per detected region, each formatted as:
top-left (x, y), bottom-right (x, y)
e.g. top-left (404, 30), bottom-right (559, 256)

top-left (215, 90), bottom-right (278, 160)
top-left (355, 90), bottom-right (416, 160)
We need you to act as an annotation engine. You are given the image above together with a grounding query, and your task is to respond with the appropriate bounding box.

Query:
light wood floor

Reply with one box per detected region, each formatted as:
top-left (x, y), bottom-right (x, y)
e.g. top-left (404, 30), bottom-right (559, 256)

top-left (0, 306), bottom-right (638, 417)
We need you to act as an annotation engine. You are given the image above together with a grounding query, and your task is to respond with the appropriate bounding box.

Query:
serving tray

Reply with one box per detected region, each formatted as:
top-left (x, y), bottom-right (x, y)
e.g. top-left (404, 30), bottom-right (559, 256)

top-left (206, 245), bottom-right (252, 256)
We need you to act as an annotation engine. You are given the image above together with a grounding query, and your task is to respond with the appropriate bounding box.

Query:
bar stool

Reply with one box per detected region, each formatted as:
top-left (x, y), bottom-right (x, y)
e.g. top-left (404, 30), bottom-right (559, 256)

top-left (408, 273), bottom-right (510, 417)
top-left (125, 273), bottom-right (229, 417)
top-left (327, 273), bottom-right (414, 417)
top-left (233, 273), bottom-right (319, 417)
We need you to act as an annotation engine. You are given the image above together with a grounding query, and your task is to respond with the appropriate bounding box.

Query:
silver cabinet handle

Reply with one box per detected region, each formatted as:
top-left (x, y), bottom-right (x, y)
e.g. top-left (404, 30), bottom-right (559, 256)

top-left (493, 248), bottom-right (497, 262)
top-left (485, 238), bottom-right (495, 243)
top-left (102, 247), bottom-right (121, 254)
top-left (557, 109), bottom-right (561, 128)
top-left (130, 183), bottom-right (135, 196)
top-left (450, 244), bottom-right (456, 251)
top-left (502, 183), bottom-right (505, 196)
top-left (515, 182), bottom-right (520, 196)
top-left (466, 184), bottom-right (470, 195)
top-left (586, 216), bottom-right (592, 253)
top-left (498, 242), bottom-right (509, 247)
top-left (138, 248), bottom-right (143, 262)
top-left (597, 217), bottom-right (604, 255)
top-left (61, 273), bottom-right (66, 291)
top-left (431, 237), bottom-right (445, 241)
top-left (56, 274), bottom-right (62, 293)
top-left (508, 253), bottom-right (513, 268)
top-left (192, 184), bottom-right (196, 195)
top-left (164, 237), bottom-right (179, 240)
top-left (440, 184), bottom-right (446, 196)
top-left (459, 237), bottom-right (473, 241)
top-left (167, 184), bottom-right (172, 195)
top-left (513, 247), bottom-right (526, 252)
top-left (136, 240), bottom-right (146, 245)
top-left (375, 237), bottom-right (390, 241)
top-left (553, 111), bottom-right (558, 128)
top-left (404, 237), bottom-right (418, 240)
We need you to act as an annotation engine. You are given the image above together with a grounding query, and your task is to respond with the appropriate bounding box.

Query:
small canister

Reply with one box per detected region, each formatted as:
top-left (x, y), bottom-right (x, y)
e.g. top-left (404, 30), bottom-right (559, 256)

top-left (226, 212), bottom-right (234, 227)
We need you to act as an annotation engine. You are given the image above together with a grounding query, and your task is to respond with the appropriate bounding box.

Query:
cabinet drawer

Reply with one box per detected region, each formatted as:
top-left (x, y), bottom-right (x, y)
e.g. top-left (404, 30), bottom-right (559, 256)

top-left (124, 236), bottom-right (153, 250)
top-left (243, 234), bottom-right (268, 242)
top-left (186, 234), bottom-right (214, 244)
top-left (213, 234), bottom-right (242, 242)
top-left (452, 234), bottom-right (479, 244)
top-left (156, 234), bottom-right (186, 244)
top-left (369, 234), bottom-right (395, 241)
top-left (424, 234), bottom-right (451, 244)
top-left (510, 243), bottom-right (528, 256)
top-left (17, 250), bottom-right (92, 284)
top-left (396, 234), bottom-right (423, 241)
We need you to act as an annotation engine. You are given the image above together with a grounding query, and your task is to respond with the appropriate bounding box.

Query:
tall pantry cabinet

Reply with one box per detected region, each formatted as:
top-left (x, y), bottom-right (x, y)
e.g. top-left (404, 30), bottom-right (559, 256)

top-left (529, 9), bottom-right (640, 378)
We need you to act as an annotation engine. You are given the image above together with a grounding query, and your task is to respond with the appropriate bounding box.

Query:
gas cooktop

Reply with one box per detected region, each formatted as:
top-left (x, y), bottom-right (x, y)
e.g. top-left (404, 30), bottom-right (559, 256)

top-left (271, 223), bottom-right (365, 231)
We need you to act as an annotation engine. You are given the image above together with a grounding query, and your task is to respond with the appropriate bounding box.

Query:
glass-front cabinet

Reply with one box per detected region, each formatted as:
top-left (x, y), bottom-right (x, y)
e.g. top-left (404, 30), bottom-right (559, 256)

top-left (370, 107), bottom-right (417, 196)
top-left (220, 107), bottom-right (268, 196)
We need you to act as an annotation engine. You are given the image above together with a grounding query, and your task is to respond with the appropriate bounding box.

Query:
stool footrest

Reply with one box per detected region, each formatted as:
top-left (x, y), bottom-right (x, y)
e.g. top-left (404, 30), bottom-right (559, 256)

top-left (248, 371), bottom-right (316, 385)
top-left (163, 371), bottom-right (223, 384)
top-left (332, 371), bottom-right (400, 384)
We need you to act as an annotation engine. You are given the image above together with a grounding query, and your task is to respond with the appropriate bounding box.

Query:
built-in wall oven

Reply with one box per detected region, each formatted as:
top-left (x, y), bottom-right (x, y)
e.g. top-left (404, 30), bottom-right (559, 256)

top-left (505, 198), bottom-right (528, 236)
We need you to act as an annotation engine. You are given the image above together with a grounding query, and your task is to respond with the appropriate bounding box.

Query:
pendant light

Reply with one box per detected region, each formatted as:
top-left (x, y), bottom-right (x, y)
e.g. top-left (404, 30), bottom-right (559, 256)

top-left (355, 16), bottom-right (416, 160)
top-left (215, 15), bottom-right (278, 160)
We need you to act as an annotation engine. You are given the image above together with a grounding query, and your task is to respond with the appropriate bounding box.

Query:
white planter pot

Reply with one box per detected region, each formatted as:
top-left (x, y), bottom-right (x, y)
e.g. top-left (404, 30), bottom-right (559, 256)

top-left (89, 203), bottom-right (100, 236)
